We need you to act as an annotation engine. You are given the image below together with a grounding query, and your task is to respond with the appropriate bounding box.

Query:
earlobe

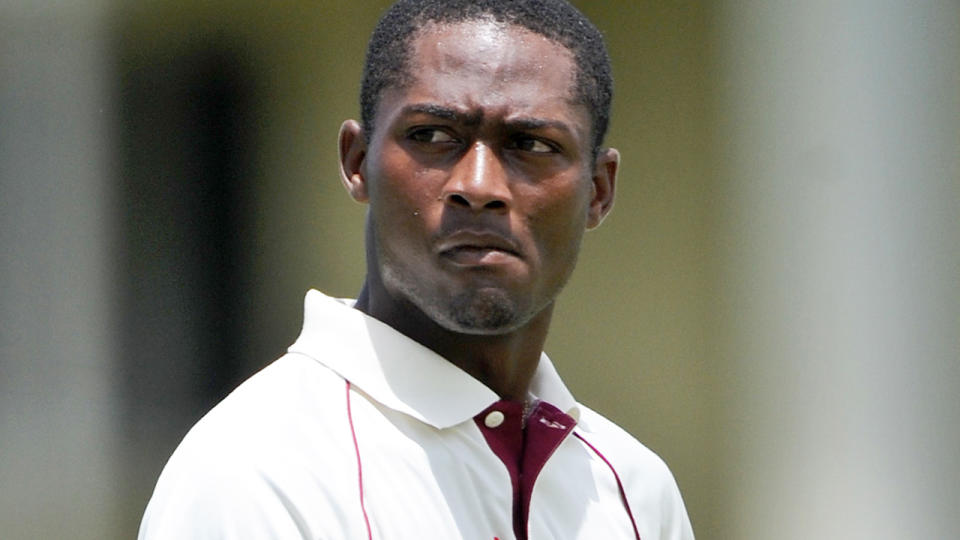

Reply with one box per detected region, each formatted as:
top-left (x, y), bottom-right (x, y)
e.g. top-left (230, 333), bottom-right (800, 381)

top-left (586, 147), bottom-right (619, 229)
top-left (339, 120), bottom-right (369, 203)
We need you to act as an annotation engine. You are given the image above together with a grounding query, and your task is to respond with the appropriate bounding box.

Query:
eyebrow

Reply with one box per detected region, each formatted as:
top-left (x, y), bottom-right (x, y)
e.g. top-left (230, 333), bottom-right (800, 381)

top-left (400, 103), bottom-right (482, 126)
top-left (504, 117), bottom-right (573, 134)
top-left (399, 103), bottom-right (573, 134)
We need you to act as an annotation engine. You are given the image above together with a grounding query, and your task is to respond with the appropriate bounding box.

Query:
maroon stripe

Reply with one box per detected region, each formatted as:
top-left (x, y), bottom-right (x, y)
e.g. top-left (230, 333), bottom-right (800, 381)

top-left (573, 432), bottom-right (641, 540)
top-left (346, 380), bottom-right (374, 540)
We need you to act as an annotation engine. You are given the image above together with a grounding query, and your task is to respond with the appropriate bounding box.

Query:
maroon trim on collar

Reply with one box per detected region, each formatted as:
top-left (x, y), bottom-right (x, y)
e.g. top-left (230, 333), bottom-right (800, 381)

top-left (573, 432), bottom-right (642, 540)
top-left (474, 400), bottom-right (575, 540)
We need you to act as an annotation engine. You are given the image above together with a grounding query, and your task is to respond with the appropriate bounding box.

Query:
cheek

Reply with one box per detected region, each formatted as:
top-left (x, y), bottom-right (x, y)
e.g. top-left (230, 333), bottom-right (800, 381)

top-left (368, 148), bottom-right (441, 211)
top-left (523, 181), bottom-right (592, 260)
top-left (366, 160), bottom-right (443, 261)
top-left (367, 156), bottom-right (419, 222)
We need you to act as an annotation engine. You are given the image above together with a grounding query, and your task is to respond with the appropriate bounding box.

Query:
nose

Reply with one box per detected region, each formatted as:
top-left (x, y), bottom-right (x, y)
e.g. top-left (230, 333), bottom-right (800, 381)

top-left (442, 142), bottom-right (511, 213)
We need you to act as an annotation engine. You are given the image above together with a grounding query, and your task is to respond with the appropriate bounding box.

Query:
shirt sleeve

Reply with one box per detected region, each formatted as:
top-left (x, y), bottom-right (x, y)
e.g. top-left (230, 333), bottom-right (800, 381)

top-left (657, 466), bottom-right (696, 540)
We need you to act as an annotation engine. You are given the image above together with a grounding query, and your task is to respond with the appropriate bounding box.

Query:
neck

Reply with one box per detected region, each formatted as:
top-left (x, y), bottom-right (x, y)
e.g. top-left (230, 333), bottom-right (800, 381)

top-left (354, 280), bottom-right (553, 401)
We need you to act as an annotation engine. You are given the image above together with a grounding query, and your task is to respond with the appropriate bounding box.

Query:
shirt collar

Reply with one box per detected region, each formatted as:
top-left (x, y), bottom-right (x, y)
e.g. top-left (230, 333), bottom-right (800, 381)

top-left (287, 290), bottom-right (580, 429)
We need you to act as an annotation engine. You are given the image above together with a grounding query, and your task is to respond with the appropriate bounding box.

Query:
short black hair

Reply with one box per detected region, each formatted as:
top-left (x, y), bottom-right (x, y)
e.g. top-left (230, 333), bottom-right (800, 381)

top-left (360, 0), bottom-right (613, 154)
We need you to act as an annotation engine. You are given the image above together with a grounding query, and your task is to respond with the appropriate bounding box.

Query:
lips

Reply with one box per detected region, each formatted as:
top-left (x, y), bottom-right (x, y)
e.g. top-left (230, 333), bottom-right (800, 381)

top-left (436, 231), bottom-right (521, 266)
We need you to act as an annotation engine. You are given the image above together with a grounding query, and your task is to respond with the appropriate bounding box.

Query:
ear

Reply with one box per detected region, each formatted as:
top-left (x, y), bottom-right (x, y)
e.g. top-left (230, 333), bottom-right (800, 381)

top-left (338, 119), bottom-right (369, 203)
top-left (586, 147), bottom-right (619, 229)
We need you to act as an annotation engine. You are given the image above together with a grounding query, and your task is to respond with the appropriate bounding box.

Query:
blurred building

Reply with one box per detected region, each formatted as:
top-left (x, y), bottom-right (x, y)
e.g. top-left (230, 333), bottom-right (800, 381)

top-left (1, 1), bottom-right (958, 538)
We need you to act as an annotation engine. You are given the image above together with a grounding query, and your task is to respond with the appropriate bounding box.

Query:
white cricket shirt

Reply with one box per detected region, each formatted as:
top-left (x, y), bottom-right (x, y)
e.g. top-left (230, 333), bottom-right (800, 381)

top-left (138, 290), bottom-right (694, 539)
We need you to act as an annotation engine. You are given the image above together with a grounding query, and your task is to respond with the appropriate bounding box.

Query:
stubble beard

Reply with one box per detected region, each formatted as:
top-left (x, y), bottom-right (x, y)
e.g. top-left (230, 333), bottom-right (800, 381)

top-left (383, 264), bottom-right (526, 335)
top-left (445, 287), bottom-right (518, 333)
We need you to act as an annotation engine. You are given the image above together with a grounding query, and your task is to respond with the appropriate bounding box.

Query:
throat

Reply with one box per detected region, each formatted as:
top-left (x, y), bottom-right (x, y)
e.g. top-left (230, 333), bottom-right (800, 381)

top-left (354, 277), bottom-right (553, 399)
top-left (445, 342), bottom-right (542, 401)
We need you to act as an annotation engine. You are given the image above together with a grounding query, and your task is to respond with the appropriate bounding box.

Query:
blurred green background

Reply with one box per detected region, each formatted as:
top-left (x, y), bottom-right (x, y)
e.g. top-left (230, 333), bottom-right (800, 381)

top-left (2, 1), bottom-right (958, 539)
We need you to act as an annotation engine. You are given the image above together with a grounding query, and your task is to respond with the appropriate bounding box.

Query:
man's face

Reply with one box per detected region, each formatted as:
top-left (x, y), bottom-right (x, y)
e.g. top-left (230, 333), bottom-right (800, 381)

top-left (343, 20), bottom-right (616, 335)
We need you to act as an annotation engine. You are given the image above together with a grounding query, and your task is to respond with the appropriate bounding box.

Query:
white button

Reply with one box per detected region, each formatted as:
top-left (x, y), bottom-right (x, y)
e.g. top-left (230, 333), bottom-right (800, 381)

top-left (484, 410), bottom-right (505, 428)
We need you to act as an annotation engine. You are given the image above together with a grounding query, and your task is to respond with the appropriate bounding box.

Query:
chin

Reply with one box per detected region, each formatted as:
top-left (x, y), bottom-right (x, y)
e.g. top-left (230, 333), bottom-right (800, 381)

top-left (382, 265), bottom-right (530, 335)
top-left (445, 289), bottom-right (523, 334)
top-left (411, 286), bottom-right (526, 335)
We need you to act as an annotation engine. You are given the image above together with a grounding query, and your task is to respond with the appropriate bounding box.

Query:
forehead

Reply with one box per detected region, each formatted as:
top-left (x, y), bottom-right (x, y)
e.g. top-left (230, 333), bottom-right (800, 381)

top-left (410, 20), bottom-right (575, 91)
top-left (375, 20), bottom-right (586, 131)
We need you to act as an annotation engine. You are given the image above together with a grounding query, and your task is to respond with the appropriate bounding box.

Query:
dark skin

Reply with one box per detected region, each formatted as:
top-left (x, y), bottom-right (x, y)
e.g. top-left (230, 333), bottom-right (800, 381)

top-left (339, 21), bottom-right (618, 401)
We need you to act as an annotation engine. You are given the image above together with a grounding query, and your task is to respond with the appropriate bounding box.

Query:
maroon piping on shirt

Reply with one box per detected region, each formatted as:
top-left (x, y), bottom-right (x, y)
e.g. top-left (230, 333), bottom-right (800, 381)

top-left (346, 380), bottom-right (374, 540)
top-left (573, 431), bottom-right (642, 540)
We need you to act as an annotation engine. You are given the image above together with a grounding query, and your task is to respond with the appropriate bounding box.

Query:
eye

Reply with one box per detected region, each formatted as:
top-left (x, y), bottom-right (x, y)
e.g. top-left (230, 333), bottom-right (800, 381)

top-left (407, 127), bottom-right (457, 144)
top-left (509, 135), bottom-right (559, 154)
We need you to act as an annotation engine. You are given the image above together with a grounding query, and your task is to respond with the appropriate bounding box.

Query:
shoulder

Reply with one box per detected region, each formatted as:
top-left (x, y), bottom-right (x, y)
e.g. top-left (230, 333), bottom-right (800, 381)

top-left (574, 404), bottom-right (695, 539)
top-left (175, 353), bottom-right (351, 455)
top-left (138, 354), bottom-right (363, 538)
top-left (575, 404), bottom-right (670, 479)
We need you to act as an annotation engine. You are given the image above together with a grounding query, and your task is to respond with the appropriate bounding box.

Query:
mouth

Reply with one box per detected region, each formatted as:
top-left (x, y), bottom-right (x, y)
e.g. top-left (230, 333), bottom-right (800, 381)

top-left (436, 231), bottom-right (521, 266)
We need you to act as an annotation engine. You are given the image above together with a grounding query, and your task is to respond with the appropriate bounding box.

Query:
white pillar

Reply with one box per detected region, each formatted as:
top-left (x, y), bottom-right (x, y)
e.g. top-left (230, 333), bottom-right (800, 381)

top-left (715, 1), bottom-right (960, 538)
top-left (0, 2), bottom-right (120, 538)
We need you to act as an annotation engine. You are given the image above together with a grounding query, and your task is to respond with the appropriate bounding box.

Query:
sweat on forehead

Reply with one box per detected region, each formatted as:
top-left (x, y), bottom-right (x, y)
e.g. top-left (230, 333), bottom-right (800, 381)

top-left (404, 21), bottom-right (577, 96)
top-left (359, 0), bottom-right (613, 152)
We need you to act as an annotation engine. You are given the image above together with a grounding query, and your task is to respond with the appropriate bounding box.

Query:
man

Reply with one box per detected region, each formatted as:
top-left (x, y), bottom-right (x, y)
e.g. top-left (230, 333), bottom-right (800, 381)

top-left (139, 0), bottom-right (694, 538)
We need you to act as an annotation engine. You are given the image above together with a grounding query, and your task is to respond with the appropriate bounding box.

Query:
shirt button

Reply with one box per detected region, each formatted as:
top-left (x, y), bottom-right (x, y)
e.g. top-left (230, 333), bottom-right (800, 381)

top-left (484, 410), bottom-right (505, 428)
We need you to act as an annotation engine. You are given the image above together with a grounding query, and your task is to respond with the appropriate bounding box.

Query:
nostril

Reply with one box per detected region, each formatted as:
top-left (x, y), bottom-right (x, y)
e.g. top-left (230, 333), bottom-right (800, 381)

top-left (444, 192), bottom-right (508, 211)
top-left (448, 194), bottom-right (471, 207)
